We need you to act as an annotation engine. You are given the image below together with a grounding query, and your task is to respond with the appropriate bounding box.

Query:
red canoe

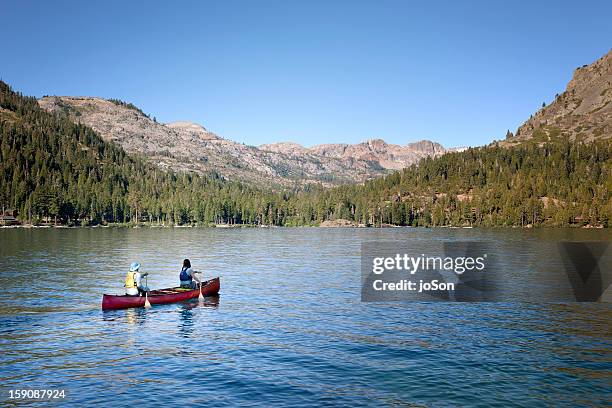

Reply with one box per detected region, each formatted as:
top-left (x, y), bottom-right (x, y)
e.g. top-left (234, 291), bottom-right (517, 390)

top-left (102, 277), bottom-right (220, 310)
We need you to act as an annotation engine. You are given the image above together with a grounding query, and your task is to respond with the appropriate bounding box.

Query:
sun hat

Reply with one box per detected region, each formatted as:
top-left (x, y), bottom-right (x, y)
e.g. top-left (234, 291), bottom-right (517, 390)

top-left (129, 262), bottom-right (141, 272)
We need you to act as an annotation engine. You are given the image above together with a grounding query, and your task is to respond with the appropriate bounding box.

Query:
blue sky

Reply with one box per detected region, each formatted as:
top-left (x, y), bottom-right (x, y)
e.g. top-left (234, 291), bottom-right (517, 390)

top-left (2, 1), bottom-right (611, 147)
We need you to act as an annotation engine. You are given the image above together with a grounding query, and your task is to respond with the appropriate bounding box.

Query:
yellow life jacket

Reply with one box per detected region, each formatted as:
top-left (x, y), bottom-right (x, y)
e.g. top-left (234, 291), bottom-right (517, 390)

top-left (124, 271), bottom-right (137, 288)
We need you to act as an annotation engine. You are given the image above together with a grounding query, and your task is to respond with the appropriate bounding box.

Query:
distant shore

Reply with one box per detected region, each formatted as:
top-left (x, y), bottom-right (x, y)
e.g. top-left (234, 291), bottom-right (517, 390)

top-left (1, 221), bottom-right (606, 229)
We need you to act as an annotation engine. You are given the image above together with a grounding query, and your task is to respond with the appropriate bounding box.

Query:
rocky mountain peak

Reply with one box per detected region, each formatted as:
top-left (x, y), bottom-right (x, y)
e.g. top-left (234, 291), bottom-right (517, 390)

top-left (258, 142), bottom-right (309, 155)
top-left (406, 140), bottom-right (446, 154)
top-left (511, 49), bottom-right (612, 143)
top-left (166, 121), bottom-right (219, 141)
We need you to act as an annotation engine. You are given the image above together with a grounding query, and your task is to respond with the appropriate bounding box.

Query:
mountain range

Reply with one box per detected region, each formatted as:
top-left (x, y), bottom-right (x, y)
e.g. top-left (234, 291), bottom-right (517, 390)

top-left (38, 96), bottom-right (456, 186)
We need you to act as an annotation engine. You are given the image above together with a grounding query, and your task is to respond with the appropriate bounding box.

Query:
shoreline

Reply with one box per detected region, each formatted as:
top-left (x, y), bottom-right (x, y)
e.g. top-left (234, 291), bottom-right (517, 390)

top-left (0, 223), bottom-right (606, 230)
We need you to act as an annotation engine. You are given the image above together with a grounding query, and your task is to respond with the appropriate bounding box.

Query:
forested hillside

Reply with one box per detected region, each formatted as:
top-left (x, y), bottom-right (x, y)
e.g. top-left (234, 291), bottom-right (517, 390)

top-left (289, 138), bottom-right (611, 227)
top-left (1, 80), bottom-right (610, 228)
top-left (0, 81), bottom-right (284, 225)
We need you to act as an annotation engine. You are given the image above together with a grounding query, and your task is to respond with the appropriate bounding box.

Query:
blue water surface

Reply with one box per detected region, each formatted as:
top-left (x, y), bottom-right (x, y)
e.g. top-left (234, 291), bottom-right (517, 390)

top-left (0, 228), bottom-right (610, 407)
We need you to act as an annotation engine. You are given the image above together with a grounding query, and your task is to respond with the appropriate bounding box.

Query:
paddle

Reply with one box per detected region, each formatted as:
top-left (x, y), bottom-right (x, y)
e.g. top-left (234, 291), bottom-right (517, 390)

top-left (198, 274), bottom-right (204, 300)
top-left (144, 275), bottom-right (151, 308)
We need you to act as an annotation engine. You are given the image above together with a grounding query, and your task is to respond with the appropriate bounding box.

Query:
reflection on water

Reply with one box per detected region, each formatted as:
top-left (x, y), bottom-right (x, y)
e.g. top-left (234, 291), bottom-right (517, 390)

top-left (0, 228), bottom-right (610, 407)
top-left (178, 296), bottom-right (220, 339)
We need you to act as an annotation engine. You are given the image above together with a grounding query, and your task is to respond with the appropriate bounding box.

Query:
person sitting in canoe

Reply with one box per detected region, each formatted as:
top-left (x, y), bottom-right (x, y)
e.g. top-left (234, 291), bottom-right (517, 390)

top-left (179, 259), bottom-right (202, 289)
top-left (125, 262), bottom-right (149, 296)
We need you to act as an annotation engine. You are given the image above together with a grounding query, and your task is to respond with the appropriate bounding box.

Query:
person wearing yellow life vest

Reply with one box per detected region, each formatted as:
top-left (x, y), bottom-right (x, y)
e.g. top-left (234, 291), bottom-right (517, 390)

top-left (125, 262), bottom-right (149, 296)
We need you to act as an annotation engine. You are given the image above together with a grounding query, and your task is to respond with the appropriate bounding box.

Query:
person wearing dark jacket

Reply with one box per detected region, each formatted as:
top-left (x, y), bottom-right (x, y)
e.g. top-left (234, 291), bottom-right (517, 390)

top-left (179, 259), bottom-right (202, 289)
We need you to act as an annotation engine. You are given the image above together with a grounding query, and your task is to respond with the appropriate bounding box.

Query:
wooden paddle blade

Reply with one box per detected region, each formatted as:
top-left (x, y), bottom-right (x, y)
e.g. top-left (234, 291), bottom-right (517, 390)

top-left (144, 293), bottom-right (152, 308)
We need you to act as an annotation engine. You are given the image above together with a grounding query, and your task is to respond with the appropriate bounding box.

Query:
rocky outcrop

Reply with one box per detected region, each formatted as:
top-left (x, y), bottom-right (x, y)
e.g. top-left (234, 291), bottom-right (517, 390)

top-left (258, 142), bottom-right (310, 155)
top-left (38, 96), bottom-right (449, 187)
top-left (510, 49), bottom-right (612, 143)
top-left (319, 219), bottom-right (358, 227)
top-left (166, 121), bottom-right (219, 141)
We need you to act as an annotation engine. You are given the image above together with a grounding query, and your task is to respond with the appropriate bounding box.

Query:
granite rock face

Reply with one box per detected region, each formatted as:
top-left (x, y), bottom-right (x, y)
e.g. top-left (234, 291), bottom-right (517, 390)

top-left (511, 49), bottom-right (612, 143)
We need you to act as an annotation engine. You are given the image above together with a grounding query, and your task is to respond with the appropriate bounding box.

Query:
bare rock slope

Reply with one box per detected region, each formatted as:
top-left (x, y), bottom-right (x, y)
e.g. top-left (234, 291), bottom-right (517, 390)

top-left (510, 49), bottom-right (612, 143)
top-left (38, 96), bottom-right (447, 186)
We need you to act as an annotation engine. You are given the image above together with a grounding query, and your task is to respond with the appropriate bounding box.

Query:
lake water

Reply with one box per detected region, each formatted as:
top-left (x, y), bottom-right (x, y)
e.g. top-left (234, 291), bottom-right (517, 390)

top-left (0, 228), bottom-right (610, 407)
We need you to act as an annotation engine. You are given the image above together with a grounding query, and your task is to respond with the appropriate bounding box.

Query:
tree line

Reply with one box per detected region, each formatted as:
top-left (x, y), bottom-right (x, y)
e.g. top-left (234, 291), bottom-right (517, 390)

top-left (1, 80), bottom-right (610, 228)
